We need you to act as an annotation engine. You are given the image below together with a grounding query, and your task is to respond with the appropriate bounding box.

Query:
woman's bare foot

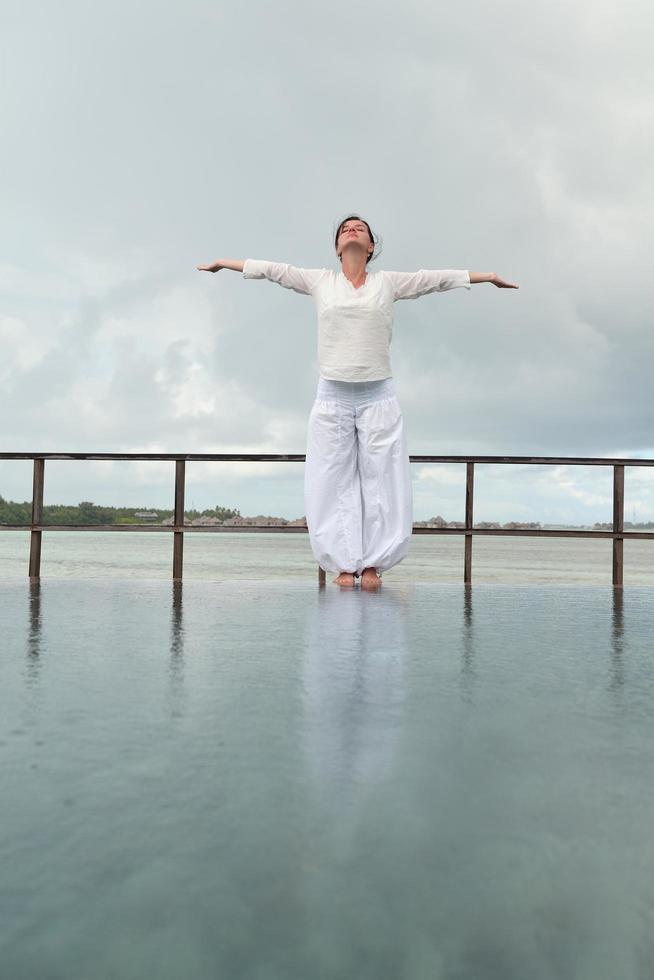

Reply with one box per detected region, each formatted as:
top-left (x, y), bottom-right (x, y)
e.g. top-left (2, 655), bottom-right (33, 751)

top-left (361, 567), bottom-right (382, 589)
top-left (333, 572), bottom-right (356, 587)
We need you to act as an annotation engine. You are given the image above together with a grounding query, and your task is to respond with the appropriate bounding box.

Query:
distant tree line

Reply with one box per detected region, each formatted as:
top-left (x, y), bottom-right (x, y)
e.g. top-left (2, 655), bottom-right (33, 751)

top-left (593, 521), bottom-right (654, 530)
top-left (0, 495), bottom-right (240, 526)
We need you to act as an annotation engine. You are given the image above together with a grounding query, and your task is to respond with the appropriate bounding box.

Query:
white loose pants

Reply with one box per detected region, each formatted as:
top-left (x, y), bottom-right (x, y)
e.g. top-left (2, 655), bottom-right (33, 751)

top-left (304, 377), bottom-right (413, 575)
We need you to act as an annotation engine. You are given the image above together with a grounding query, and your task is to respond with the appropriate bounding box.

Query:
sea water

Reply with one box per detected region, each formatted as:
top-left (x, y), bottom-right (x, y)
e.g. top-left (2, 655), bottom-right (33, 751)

top-left (1, 530), bottom-right (654, 584)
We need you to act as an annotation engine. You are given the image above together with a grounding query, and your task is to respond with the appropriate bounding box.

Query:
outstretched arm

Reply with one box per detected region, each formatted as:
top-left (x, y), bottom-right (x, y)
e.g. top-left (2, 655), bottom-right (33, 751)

top-left (197, 258), bottom-right (326, 295)
top-left (197, 259), bottom-right (244, 273)
top-left (469, 272), bottom-right (518, 288)
top-left (388, 269), bottom-right (518, 300)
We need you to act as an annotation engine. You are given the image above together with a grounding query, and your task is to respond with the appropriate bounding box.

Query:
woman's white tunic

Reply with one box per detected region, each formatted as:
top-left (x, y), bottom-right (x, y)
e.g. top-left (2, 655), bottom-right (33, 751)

top-left (243, 260), bottom-right (470, 382)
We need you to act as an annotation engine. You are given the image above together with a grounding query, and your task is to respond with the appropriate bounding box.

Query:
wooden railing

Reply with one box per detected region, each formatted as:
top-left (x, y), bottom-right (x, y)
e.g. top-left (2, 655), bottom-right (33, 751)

top-left (1, 453), bottom-right (653, 585)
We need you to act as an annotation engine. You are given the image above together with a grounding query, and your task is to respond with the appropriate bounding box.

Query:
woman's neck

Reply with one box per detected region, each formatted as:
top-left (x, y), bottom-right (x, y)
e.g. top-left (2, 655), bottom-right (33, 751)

top-left (341, 251), bottom-right (368, 288)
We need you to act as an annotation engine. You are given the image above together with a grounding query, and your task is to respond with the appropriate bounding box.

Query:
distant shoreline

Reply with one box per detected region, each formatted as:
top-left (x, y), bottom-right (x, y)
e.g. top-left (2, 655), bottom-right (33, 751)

top-left (2, 494), bottom-right (653, 531)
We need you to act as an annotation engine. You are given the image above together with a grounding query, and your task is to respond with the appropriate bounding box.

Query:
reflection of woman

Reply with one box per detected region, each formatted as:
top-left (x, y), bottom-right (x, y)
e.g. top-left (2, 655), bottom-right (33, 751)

top-left (198, 216), bottom-right (517, 588)
top-left (303, 587), bottom-right (409, 807)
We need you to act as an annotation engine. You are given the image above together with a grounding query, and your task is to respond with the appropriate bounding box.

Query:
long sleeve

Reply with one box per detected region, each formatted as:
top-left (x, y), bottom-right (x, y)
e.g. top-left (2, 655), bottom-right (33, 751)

top-left (242, 259), bottom-right (326, 296)
top-left (384, 269), bottom-right (471, 301)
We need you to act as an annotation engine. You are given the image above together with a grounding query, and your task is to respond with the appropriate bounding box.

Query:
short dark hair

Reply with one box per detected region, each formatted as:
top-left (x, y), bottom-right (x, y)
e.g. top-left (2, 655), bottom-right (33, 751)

top-left (334, 214), bottom-right (380, 264)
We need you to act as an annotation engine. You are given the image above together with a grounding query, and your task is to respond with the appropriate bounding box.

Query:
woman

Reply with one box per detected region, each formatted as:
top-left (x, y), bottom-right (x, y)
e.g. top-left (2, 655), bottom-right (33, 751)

top-left (198, 216), bottom-right (518, 588)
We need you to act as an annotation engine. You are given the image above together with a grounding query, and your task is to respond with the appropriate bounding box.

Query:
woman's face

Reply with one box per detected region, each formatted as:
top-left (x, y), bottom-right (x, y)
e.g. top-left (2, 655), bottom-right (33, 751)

top-left (336, 219), bottom-right (374, 260)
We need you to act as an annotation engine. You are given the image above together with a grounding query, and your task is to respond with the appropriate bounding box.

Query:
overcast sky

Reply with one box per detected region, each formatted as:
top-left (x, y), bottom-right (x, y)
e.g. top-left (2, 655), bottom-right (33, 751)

top-left (1, 0), bottom-right (653, 522)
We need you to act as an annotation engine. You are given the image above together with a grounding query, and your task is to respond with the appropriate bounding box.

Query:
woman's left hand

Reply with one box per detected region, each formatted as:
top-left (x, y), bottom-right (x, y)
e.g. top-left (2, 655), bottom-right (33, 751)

top-left (492, 274), bottom-right (519, 289)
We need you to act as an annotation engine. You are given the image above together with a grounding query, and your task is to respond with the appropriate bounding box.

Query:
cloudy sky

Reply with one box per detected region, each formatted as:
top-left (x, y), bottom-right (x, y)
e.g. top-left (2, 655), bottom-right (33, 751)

top-left (1, 0), bottom-right (653, 523)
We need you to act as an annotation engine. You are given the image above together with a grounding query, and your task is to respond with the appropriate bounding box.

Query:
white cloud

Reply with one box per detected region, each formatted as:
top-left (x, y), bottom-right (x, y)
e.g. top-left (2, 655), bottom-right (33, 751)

top-left (416, 466), bottom-right (466, 487)
top-left (0, 315), bottom-right (45, 377)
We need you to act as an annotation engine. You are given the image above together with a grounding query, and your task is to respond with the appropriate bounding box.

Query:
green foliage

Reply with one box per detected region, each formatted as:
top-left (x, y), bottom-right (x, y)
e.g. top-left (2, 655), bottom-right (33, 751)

top-left (0, 495), bottom-right (240, 526)
top-left (0, 495), bottom-right (31, 525)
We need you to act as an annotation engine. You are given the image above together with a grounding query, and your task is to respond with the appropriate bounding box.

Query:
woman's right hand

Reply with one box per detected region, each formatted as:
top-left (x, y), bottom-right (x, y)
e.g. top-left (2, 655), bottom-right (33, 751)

top-left (196, 262), bottom-right (223, 273)
top-left (196, 259), bottom-right (245, 273)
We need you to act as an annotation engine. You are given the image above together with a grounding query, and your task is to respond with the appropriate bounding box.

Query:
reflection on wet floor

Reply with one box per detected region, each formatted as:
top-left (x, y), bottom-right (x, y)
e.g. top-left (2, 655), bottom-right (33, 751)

top-left (168, 581), bottom-right (185, 721)
top-left (303, 588), bottom-right (408, 818)
top-left (2, 579), bottom-right (653, 980)
top-left (610, 587), bottom-right (625, 694)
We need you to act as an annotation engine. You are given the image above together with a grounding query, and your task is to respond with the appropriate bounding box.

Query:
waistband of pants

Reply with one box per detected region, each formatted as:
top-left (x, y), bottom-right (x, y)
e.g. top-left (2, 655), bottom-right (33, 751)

top-left (316, 376), bottom-right (396, 407)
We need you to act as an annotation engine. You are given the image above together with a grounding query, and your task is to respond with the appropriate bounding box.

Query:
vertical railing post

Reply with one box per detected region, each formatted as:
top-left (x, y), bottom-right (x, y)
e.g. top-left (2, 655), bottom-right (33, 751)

top-left (318, 566), bottom-right (326, 588)
top-left (28, 458), bottom-right (45, 579)
top-left (173, 459), bottom-right (185, 581)
top-left (464, 461), bottom-right (474, 585)
top-left (612, 464), bottom-right (624, 587)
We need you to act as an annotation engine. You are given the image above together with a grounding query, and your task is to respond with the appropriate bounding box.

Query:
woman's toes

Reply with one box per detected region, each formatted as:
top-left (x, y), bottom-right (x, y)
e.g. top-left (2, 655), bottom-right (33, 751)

top-left (361, 568), bottom-right (382, 589)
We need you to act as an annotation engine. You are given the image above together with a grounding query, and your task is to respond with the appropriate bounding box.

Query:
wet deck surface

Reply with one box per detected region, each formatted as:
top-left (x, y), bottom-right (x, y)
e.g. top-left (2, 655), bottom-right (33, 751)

top-left (2, 580), bottom-right (654, 979)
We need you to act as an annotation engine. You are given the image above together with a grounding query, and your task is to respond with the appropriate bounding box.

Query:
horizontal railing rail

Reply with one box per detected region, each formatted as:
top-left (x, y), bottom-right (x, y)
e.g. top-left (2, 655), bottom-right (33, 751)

top-left (2, 452), bottom-right (654, 465)
top-left (1, 452), bottom-right (653, 585)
